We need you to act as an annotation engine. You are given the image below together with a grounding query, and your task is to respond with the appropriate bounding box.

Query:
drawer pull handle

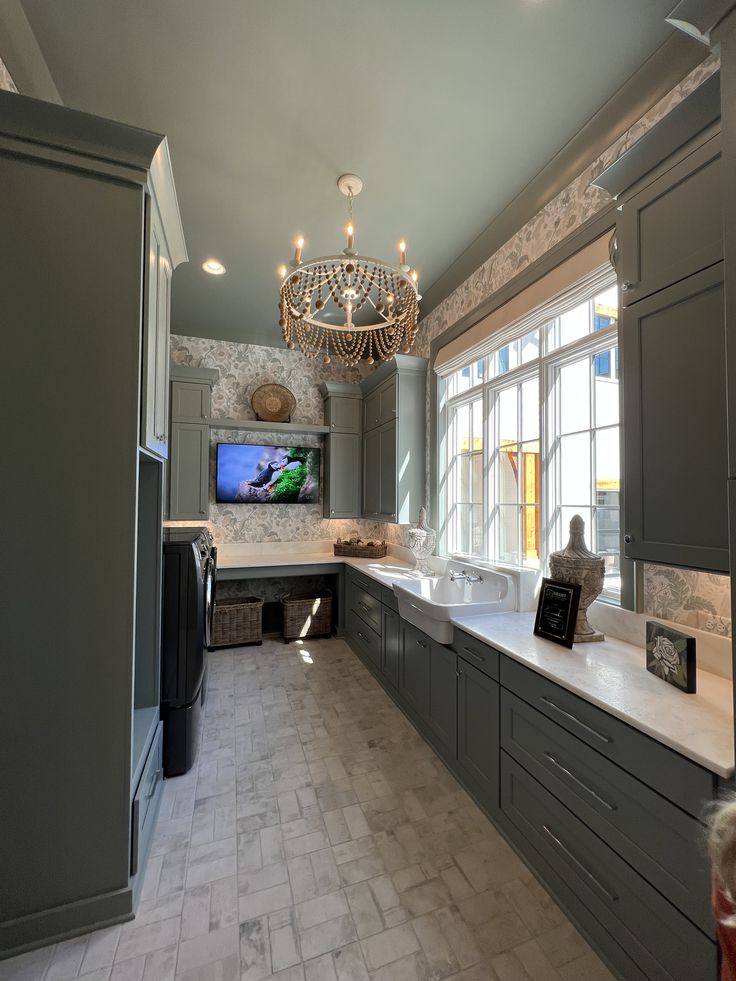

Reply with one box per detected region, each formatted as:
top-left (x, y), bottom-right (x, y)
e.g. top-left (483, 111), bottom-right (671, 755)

top-left (544, 753), bottom-right (616, 812)
top-left (359, 601), bottom-right (369, 611)
top-left (357, 631), bottom-right (366, 641)
top-left (416, 639), bottom-right (428, 649)
top-left (539, 697), bottom-right (611, 744)
top-left (462, 646), bottom-right (485, 664)
top-left (543, 824), bottom-right (618, 904)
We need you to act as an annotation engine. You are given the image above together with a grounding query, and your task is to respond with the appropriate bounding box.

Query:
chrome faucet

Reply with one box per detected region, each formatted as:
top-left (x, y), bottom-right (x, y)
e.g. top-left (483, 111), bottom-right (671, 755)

top-left (449, 569), bottom-right (483, 584)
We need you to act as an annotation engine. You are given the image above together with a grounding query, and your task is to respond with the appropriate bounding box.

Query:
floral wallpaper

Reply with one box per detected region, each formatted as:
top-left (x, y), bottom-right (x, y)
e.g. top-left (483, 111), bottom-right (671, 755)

top-left (643, 565), bottom-right (731, 638)
top-left (0, 56), bottom-right (17, 94)
top-left (167, 334), bottom-right (405, 546)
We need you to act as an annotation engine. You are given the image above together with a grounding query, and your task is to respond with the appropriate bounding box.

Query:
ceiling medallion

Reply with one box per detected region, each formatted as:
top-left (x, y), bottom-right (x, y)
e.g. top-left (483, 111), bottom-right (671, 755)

top-left (278, 174), bottom-right (421, 367)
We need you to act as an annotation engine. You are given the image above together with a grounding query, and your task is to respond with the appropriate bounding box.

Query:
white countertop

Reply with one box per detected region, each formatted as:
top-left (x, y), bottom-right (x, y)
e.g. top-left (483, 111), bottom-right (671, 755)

top-left (452, 611), bottom-right (734, 778)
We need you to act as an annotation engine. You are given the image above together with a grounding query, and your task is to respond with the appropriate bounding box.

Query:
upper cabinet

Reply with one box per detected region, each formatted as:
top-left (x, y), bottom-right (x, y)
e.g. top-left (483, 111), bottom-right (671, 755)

top-left (361, 356), bottom-right (427, 523)
top-left (140, 147), bottom-right (188, 459)
top-left (168, 366), bottom-right (218, 520)
top-left (595, 74), bottom-right (727, 573)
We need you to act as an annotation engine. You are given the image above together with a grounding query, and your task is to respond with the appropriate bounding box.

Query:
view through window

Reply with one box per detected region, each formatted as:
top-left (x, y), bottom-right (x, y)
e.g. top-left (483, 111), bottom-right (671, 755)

top-left (441, 281), bottom-right (620, 600)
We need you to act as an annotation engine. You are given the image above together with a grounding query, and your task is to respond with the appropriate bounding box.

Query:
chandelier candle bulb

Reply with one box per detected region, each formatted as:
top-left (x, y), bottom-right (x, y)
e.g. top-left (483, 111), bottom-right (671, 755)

top-left (346, 224), bottom-right (354, 250)
top-left (294, 237), bottom-right (304, 263)
top-left (399, 240), bottom-right (407, 265)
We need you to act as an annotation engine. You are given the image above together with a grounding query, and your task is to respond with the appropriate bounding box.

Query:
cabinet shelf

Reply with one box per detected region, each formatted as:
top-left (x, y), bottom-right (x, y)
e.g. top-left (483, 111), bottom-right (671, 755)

top-left (208, 418), bottom-right (329, 435)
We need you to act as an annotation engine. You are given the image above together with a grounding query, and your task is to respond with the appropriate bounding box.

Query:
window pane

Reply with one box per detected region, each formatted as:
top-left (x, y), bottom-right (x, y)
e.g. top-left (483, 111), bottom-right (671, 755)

top-left (560, 432), bottom-right (591, 504)
top-left (522, 504), bottom-right (540, 566)
top-left (594, 286), bottom-right (618, 328)
top-left (497, 505), bottom-right (519, 564)
top-left (595, 426), bottom-right (620, 495)
top-left (520, 331), bottom-right (540, 364)
top-left (558, 300), bottom-right (590, 347)
top-left (472, 398), bottom-right (483, 446)
top-left (559, 358), bottom-right (590, 433)
top-left (560, 506), bottom-right (592, 546)
top-left (520, 441), bottom-right (540, 505)
top-left (498, 444), bottom-right (519, 504)
top-left (595, 348), bottom-right (619, 427)
top-left (456, 503), bottom-right (483, 555)
top-left (498, 386), bottom-right (517, 444)
top-left (454, 403), bottom-right (470, 454)
top-left (521, 377), bottom-right (539, 441)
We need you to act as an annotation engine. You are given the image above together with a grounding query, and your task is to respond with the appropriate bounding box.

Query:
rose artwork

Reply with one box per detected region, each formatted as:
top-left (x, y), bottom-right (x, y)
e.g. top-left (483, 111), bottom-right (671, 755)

top-left (645, 621), bottom-right (696, 693)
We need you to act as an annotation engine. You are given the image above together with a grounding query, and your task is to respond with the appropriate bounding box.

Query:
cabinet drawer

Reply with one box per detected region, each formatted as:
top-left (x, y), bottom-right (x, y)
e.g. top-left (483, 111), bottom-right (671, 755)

top-left (131, 721), bottom-right (163, 877)
top-left (501, 690), bottom-right (711, 934)
top-left (350, 582), bottom-right (382, 635)
top-left (501, 658), bottom-right (714, 816)
top-left (382, 585), bottom-right (398, 612)
top-left (450, 628), bottom-right (499, 680)
top-left (348, 568), bottom-right (382, 602)
top-left (348, 610), bottom-right (381, 669)
top-left (501, 754), bottom-right (716, 981)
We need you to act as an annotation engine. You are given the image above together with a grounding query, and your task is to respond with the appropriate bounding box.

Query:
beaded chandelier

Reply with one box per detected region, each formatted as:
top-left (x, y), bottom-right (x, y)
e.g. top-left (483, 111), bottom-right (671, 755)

top-left (278, 174), bottom-right (421, 367)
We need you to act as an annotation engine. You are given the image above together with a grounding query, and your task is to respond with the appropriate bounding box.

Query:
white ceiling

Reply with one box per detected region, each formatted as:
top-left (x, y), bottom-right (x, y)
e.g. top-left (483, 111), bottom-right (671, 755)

top-left (21, 0), bottom-right (683, 346)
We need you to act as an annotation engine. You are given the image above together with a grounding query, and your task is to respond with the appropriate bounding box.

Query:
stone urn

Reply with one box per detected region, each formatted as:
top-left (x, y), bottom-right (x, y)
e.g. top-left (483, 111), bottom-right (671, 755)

top-left (549, 515), bottom-right (605, 643)
top-left (406, 507), bottom-right (437, 575)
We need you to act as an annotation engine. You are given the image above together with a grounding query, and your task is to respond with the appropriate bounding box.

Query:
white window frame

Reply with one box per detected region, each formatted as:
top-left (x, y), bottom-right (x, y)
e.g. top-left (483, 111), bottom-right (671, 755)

top-left (439, 276), bottom-right (620, 600)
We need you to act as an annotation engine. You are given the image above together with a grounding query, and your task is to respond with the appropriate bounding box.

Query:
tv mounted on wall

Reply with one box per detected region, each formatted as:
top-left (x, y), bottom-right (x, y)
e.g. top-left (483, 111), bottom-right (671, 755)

top-left (215, 444), bottom-right (320, 504)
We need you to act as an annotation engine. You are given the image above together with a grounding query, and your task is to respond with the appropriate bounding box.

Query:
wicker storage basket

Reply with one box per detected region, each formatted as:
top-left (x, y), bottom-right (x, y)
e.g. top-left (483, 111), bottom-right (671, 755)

top-left (281, 589), bottom-right (333, 641)
top-left (211, 596), bottom-right (264, 648)
top-left (333, 541), bottom-right (387, 559)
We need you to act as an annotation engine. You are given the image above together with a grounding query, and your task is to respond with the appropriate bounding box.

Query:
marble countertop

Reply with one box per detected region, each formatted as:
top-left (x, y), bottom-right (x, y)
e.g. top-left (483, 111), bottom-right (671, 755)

top-left (216, 541), bottom-right (419, 588)
top-left (452, 611), bottom-right (734, 778)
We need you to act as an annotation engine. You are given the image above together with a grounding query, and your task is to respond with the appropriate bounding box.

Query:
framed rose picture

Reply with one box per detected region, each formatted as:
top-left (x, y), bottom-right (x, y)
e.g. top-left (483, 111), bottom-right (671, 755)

top-left (645, 621), bottom-right (696, 693)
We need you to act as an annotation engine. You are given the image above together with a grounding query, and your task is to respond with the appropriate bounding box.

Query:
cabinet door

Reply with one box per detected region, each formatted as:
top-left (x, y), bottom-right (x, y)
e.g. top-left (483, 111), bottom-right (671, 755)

top-left (325, 433), bottom-right (361, 518)
top-left (169, 423), bottom-right (209, 519)
top-left (378, 378), bottom-right (397, 426)
top-left (327, 396), bottom-right (361, 434)
top-left (141, 205), bottom-right (170, 458)
top-left (622, 262), bottom-right (728, 571)
top-left (378, 421), bottom-right (397, 521)
top-left (363, 428), bottom-right (380, 516)
top-left (363, 388), bottom-right (382, 432)
top-left (399, 623), bottom-right (429, 719)
top-left (381, 606), bottom-right (400, 688)
top-left (619, 135), bottom-right (721, 306)
top-left (457, 658), bottom-right (499, 816)
top-left (171, 382), bottom-right (210, 423)
top-left (427, 642), bottom-right (457, 757)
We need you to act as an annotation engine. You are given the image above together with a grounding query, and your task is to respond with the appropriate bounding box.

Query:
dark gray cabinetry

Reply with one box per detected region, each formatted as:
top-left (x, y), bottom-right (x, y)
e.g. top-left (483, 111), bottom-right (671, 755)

top-left (621, 262), bottom-right (728, 571)
top-left (168, 366), bottom-right (217, 521)
top-left (360, 356), bottom-right (427, 523)
top-left (0, 91), bottom-right (186, 954)
top-left (427, 642), bottom-right (458, 757)
top-left (320, 383), bottom-right (362, 519)
top-left (457, 659), bottom-right (499, 816)
top-left (381, 606), bottom-right (401, 688)
top-left (399, 622), bottom-right (430, 719)
top-left (596, 94), bottom-right (727, 573)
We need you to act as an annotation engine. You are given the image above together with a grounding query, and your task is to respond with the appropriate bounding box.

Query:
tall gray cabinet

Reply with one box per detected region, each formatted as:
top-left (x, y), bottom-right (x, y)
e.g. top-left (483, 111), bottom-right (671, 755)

top-left (320, 382), bottom-right (363, 519)
top-left (168, 366), bottom-right (218, 520)
top-left (361, 355), bottom-right (427, 523)
top-left (0, 92), bottom-right (186, 954)
top-left (594, 74), bottom-right (728, 574)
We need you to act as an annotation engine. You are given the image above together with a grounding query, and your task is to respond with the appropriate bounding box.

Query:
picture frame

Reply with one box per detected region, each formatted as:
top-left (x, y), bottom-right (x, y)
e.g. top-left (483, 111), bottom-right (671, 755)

top-left (645, 621), bottom-right (696, 694)
top-left (533, 578), bottom-right (581, 649)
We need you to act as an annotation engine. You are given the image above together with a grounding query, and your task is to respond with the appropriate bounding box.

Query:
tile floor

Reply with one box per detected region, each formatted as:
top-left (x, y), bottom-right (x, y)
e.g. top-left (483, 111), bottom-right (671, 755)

top-left (0, 636), bottom-right (615, 981)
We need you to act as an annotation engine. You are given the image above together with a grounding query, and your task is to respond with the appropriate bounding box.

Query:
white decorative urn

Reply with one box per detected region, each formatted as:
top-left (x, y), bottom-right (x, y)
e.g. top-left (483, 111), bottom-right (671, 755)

top-left (406, 507), bottom-right (436, 575)
top-left (548, 514), bottom-right (605, 643)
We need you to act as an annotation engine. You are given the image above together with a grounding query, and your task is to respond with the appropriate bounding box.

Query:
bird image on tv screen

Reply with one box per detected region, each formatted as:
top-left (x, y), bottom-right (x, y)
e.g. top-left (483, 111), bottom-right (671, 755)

top-left (215, 444), bottom-right (320, 504)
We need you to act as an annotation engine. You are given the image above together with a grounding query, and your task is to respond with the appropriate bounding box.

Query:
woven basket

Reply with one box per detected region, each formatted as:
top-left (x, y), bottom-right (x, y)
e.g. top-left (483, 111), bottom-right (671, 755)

top-left (333, 541), bottom-right (387, 559)
top-left (211, 596), bottom-right (264, 648)
top-left (281, 589), bottom-right (333, 641)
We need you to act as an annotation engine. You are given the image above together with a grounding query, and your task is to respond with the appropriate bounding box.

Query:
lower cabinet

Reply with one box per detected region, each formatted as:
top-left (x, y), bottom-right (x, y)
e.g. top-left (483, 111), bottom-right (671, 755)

top-left (457, 658), bottom-right (499, 817)
top-left (344, 598), bottom-right (717, 981)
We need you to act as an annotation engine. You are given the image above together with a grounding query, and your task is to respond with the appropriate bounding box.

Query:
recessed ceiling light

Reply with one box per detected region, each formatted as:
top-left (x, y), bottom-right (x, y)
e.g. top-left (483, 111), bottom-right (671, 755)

top-left (202, 258), bottom-right (226, 275)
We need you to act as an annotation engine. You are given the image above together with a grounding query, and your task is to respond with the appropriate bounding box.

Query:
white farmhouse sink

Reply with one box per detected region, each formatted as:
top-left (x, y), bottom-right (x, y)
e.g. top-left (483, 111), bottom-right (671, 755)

top-left (392, 561), bottom-right (515, 644)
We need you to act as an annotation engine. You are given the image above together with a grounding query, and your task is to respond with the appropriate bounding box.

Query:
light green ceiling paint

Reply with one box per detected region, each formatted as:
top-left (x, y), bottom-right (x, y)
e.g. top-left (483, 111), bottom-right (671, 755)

top-left (21, 0), bottom-right (677, 346)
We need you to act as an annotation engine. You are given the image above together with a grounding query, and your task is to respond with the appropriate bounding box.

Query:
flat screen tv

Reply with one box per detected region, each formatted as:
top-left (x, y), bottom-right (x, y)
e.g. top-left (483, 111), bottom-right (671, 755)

top-left (215, 444), bottom-right (320, 504)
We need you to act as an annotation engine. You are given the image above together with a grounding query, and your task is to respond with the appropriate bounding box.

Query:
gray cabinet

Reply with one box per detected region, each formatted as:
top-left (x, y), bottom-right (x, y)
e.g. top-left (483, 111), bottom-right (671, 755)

top-left (427, 642), bottom-right (457, 757)
top-left (621, 262), bottom-right (728, 571)
top-left (360, 356), bottom-right (426, 523)
top-left (320, 382), bottom-right (363, 519)
top-left (168, 366), bottom-right (217, 521)
top-left (141, 205), bottom-right (174, 459)
top-left (457, 658), bottom-right (500, 817)
top-left (381, 606), bottom-right (400, 688)
top-left (399, 622), bottom-right (429, 719)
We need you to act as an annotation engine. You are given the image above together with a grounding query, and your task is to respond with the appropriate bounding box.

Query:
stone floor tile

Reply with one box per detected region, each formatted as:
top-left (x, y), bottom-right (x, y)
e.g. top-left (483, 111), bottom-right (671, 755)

top-left (79, 925), bottom-right (121, 974)
top-left (558, 950), bottom-right (614, 981)
top-left (0, 945), bottom-right (53, 981)
top-left (298, 913), bottom-right (357, 961)
top-left (238, 882), bottom-right (293, 921)
top-left (359, 922), bottom-right (420, 971)
top-left (535, 923), bottom-right (591, 968)
top-left (239, 916), bottom-right (271, 981)
top-left (115, 917), bottom-right (181, 964)
top-left (295, 890), bottom-right (349, 932)
top-left (412, 911), bottom-right (460, 979)
top-left (365, 950), bottom-right (431, 981)
top-left (44, 936), bottom-right (88, 980)
top-left (176, 924), bottom-right (239, 975)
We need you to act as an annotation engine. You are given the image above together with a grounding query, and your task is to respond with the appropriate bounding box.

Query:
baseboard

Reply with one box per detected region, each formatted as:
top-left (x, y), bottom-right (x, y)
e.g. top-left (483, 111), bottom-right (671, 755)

top-left (0, 885), bottom-right (134, 959)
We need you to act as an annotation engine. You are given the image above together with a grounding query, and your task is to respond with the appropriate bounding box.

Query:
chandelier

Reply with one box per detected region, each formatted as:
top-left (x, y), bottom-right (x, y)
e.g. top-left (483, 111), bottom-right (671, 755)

top-left (278, 174), bottom-right (421, 367)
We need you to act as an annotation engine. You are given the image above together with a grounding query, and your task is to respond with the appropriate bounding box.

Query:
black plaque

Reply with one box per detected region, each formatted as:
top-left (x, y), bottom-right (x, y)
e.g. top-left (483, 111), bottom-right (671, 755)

top-left (534, 578), bottom-right (581, 648)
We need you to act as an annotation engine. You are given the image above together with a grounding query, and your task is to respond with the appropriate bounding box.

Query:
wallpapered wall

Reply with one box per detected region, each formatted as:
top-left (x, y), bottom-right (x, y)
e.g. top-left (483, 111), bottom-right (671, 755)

top-left (167, 334), bottom-right (405, 546)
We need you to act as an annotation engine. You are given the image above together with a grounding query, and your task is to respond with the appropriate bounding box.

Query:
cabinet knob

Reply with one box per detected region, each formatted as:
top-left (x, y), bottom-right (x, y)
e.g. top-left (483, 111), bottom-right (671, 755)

top-left (623, 534), bottom-right (633, 544)
top-left (331, 422), bottom-right (335, 428)
top-left (622, 281), bottom-right (638, 292)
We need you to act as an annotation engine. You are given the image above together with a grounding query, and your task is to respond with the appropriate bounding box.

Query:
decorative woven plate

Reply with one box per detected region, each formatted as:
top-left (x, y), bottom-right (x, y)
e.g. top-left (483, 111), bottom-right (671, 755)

top-left (251, 383), bottom-right (296, 422)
